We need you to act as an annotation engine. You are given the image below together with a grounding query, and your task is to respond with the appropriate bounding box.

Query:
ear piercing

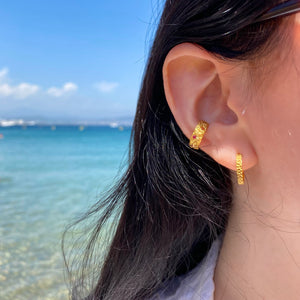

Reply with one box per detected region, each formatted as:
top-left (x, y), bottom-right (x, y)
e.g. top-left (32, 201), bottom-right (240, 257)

top-left (236, 153), bottom-right (245, 185)
top-left (189, 121), bottom-right (209, 150)
top-left (189, 122), bottom-right (245, 185)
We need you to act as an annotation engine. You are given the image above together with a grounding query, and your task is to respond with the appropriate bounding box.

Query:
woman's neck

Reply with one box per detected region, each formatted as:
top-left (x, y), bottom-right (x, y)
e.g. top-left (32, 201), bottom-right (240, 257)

top-left (213, 169), bottom-right (300, 300)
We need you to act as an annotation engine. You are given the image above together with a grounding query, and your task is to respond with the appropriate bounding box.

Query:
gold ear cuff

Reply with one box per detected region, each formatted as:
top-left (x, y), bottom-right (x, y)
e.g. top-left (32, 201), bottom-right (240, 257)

top-left (236, 153), bottom-right (245, 185)
top-left (189, 121), bottom-right (209, 150)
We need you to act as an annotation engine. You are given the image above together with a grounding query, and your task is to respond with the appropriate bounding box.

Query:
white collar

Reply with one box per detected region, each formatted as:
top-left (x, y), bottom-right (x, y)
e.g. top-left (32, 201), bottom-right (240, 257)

top-left (153, 234), bottom-right (224, 300)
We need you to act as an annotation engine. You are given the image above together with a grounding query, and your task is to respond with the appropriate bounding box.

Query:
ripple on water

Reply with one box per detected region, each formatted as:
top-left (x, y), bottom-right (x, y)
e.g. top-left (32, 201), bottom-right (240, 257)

top-left (0, 126), bottom-right (131, 299)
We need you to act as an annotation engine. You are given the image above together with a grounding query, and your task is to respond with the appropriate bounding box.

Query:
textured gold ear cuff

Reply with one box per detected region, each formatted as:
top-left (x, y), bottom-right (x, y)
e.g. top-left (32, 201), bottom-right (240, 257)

top-left (189, 121), bottom-right (209, 150)
top-left (236, 153), bottom-right (245, 185)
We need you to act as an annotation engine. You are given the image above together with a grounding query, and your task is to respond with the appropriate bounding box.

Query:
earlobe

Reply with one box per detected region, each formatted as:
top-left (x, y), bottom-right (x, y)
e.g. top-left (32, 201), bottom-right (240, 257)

top-left (162, 42), bottom-right (258, 173)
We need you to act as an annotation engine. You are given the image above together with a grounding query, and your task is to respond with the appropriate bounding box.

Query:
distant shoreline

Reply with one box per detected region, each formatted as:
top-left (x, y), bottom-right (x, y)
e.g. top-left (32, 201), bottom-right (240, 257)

top-left (0, 119), bottom-right (133, 128)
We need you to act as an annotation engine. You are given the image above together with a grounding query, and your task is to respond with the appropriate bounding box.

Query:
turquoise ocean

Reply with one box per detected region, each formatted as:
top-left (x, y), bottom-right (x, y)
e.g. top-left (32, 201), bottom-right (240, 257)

top-left (0, 125), bottom-right (131, 300)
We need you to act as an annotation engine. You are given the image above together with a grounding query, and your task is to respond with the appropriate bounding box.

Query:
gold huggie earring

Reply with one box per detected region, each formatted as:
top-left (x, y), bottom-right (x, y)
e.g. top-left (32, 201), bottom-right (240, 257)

top-left (236, 153), bottom-right (245, 185)
top-left (189, 121), bottom-right (209, 150)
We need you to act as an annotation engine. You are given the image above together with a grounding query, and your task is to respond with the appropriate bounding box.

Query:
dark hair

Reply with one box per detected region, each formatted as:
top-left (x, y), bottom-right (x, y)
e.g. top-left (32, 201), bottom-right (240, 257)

top-left (63, 1), bottom-right (285, 299)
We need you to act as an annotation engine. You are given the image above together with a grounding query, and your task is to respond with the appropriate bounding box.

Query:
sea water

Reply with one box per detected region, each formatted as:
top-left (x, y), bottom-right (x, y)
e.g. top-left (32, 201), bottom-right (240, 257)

top-left (0, 125), bottom-right (131, 300)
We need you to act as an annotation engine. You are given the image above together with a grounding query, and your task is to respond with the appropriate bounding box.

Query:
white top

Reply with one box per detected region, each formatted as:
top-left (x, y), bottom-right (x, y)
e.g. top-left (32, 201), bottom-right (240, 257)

top-left (152, 235), bottom-right (223, 300)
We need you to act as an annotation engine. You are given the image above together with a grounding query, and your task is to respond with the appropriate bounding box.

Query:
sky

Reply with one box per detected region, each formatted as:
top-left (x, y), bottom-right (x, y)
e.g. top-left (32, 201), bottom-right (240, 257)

top-left (0, 0), bottom-right (162, 123)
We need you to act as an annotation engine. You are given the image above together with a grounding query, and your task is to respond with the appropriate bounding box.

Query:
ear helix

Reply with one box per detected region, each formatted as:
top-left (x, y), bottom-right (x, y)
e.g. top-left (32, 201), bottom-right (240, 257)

top-left (189, 121), bottom-right (209, 150)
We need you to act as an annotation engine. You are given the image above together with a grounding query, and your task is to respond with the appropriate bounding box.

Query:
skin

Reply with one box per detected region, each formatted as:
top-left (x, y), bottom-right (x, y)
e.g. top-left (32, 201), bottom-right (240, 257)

top-left (162, 14), bottom-right (300, 300)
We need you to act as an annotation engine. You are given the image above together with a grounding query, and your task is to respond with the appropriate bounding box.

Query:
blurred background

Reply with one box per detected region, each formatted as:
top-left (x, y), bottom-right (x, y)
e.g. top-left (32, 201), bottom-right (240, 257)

top-left (0, 1), bottom-right (161, 299)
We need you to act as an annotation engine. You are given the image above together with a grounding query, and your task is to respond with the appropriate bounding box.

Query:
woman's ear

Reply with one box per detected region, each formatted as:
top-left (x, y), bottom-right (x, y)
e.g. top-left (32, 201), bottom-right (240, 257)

top-left (162, 42), bottom-right (258, 172)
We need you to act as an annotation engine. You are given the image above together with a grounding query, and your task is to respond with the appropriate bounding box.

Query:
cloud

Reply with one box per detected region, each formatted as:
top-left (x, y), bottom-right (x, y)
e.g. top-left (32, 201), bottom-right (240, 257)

top-left (0, 68), bottom-right (79, 100)
top-left (47, 82), bottom-right (78, 97)
top-left (94, 81), bottom-right (119, 93)
top-left (0, 68), bottom-right (8, 82)
top-left (0, 68), bottom-right (39, 99)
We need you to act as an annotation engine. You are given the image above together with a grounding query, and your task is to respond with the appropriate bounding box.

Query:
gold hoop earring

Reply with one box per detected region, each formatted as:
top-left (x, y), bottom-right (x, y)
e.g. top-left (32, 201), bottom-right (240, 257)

top-left (236, 153), bottom-right (245, 185)
top-left (189, 121), bottom-right (209, 150)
